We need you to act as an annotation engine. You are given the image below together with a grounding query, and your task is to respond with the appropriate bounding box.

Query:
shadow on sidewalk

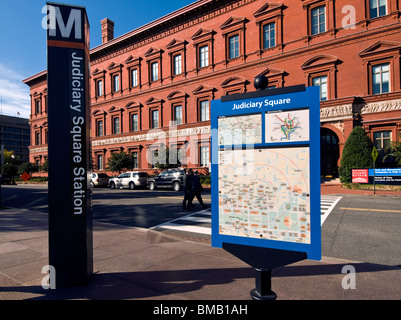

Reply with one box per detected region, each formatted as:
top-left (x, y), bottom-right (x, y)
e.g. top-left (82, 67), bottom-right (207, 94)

top-left (1, 261), bottom-right (399, 300)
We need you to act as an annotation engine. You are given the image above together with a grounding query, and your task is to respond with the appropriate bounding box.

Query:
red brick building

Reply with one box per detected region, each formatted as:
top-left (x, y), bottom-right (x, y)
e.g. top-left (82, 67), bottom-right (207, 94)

top-left (24, 0), bottom-right (401, 177)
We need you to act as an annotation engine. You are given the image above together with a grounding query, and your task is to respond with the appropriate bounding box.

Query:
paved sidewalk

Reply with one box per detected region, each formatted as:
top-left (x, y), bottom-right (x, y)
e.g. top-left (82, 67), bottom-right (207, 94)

top-left (0, 206), bottom-right (400, 300)
top-left (321, 181), bottom-right (401, 196)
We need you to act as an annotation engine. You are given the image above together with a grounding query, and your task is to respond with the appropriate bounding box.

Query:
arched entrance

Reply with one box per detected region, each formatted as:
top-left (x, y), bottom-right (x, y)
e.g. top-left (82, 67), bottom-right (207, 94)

top-left (321, 128), bottom-right (340, 178)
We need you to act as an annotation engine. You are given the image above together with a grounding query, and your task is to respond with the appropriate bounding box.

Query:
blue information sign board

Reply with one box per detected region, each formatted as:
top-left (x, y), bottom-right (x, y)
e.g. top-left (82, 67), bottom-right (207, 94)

top-left (211, 86), bottom-right (321, 260)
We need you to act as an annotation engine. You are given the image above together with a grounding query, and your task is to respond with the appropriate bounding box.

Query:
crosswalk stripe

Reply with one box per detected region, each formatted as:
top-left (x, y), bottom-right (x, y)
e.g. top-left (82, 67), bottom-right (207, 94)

top-left (154, 223), bottom-right (212, 235)
top-left (321, 196), bottom-right (343, 225)
top-left (152, 196), bottom-right (343, 237)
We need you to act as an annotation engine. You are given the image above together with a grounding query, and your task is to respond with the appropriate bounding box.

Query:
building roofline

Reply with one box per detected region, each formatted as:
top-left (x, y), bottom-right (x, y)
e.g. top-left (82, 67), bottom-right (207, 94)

top-left (23, 0), bottom-right (217, 84)
top-left (22, 70), bottom-right (47, 85)
top-left (90, 0), bottom-right (215, 55)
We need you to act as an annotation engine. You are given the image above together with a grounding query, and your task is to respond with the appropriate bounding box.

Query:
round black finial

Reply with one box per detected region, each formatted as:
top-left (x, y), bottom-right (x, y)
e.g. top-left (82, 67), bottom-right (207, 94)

top-left (254, 75), bottom-right (268, 91)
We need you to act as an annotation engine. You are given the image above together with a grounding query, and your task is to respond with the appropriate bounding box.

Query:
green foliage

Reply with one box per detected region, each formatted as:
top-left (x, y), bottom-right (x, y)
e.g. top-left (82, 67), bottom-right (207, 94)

top-left (153, 146), bottom-right (181, 169)
top-left (106, 151), bottom-right (133, 174)
top-left (3, 150), bottom-right (20, 165)
top-left (2, 163), bottom-right (18, 177)
top-left (339, 126), bottom-right (373, 183)
top-left (383, 133), bottom-right (401, 167)
top-left (41, 159), bottom-right (48, 172)
top-left (18, 162), bottom-right (39, 175)
top-left (199, 174), bottom-right (211, 185)
top-left (1, 150), bottom-right (21, 183)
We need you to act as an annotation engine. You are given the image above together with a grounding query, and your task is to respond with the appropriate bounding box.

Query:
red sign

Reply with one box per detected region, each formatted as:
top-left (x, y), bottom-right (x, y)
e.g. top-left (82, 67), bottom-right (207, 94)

top-left (352, 169), bottom-right (369, 183)
top-left (20, 172), bottom-right (31, 182)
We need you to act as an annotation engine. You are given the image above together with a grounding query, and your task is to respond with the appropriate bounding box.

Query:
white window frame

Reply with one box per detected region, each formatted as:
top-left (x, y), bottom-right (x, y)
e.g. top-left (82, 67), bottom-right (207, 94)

top-left (199, 45), bottom-right (209, 68)
top-left (372, 63), bottom-right (390, 95)
top-left (311, 5), bottom-right (326, 35)
top-left (312, 75), bottom-right (328, 101)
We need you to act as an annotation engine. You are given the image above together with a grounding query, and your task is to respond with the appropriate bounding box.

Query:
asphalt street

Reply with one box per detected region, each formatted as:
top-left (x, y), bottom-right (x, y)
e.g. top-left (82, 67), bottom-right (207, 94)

top-left (1, 184), bottom-right (400, 266)
top-left (0, 184), bottom-right (210, 228)
top-left (322, 195), bottom-right (401, 266)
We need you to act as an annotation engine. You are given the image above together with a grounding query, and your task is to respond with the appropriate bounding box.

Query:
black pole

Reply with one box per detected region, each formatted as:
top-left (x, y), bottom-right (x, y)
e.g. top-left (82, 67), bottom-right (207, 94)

top-left (46, 2), bottom-right (92, 288)
top-left (250, 268), bottom-right (277, 300)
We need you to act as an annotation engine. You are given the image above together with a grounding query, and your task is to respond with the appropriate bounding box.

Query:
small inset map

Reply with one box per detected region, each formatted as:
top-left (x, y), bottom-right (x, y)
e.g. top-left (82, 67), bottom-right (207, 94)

top-left (218, 114), bottom-right (262, 146)
top-left (265, 109), bottom-right (309, 143)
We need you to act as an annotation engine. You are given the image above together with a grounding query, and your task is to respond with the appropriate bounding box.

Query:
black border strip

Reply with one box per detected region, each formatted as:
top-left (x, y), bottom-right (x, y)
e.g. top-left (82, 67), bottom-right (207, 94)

top-left (221, 84), bottom-right (306, 102)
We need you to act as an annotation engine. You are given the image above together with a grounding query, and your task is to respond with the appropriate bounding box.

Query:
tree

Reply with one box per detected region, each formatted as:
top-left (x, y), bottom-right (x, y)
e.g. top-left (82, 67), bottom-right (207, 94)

top-left (41, 159), bottom-right (49, 172)
top-left (106, 151), bottom-right (133, 174)
top-left (18, 162), bottom-right (39, 175)
top-left (2, 150), bottom-right (21, 166)
top-left (339, 126), bottom-right (373, 183)
top-left (153, 146), bottom-right (181, 170)
top-left (1, 150), bottom-right (21, 184)
top-left (383, 133), bottom-right (401, 167)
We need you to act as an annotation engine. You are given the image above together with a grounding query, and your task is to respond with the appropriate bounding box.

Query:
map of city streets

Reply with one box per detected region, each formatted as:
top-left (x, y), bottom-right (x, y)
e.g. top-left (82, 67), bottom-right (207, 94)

top-left (218, 147), bottom-right (311, 244)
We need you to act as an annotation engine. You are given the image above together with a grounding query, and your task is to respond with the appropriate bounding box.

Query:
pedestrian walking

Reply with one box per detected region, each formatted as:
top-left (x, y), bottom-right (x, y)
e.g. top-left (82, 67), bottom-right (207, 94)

top-left (188, 170), bottom-right (207, 210)
top-left (182, 168), bottom-right (193, 210)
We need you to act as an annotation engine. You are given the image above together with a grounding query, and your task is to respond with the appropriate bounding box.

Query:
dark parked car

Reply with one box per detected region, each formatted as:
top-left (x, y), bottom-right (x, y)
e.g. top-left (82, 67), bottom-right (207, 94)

top-left (147, 169), bottom-right (185, 191)
top-left (1, 173), bottom-right (12, 185)
top-left (90, 173), bottom-right (110, 188)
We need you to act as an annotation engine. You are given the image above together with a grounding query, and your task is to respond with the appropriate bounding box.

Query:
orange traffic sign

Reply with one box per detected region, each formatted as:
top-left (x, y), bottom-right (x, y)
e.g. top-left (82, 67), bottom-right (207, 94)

top-left (20, 172), bottom-right (31, 182)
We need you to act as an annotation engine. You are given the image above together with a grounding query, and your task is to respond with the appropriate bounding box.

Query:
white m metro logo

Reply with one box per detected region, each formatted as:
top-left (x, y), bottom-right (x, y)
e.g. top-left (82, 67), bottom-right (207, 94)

top-left (42, 5), bottom-right (82, 40)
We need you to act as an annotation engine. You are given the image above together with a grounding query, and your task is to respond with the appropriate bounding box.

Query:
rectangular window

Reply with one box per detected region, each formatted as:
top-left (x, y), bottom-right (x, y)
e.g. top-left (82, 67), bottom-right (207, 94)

top-left (372, 63), bottom-right (390, 94)
top-left (131, 69), bottom-right (138, 87)
top-left (97, 119), bottom-right (104, 137)
top-left (312, 75), bottom-right (328, 101)
top-left (311, 5), bottom-right (326, 35)
top-left (178, 147), bottom-right (185, 166)
top-left (373, 131), bottom-right (391, 150)
top-left (263, 22), bottom-right (276, 49)
top-left (113, 117), bottom-right (120, 134)
top-left (174, 105), bottom-right (183, 125)
top-left (229, 35), bottom-right (240, 59)
top-left (152, 110), bottom-right (159, 128)
top-left (35, 99), bottom-right (41, 114)
top-left (151, 62), bottom-right (159, 81)
top-left (132, 151), bottom-right (138, 169)
top-left (370, 0), bottom-right (387, 18)
top-left (150, 148), bottom-right (158, 168)
top-left (97, 154), bottom-right (104, 170)
top-left (97, 80), bottom-right (103, 96)
top-left (131, 114), bottom-right (138, 132)
top-left (113, 74), bottom-right (120, 92)
top-left (174, 54), bottom-right (182, 75)
top-left (200, 100), bottom-right (209, 121)
top-left (35, 131), bottom-right (40, 145)
top-left (200, 146), bottom-right (209, 167)
top-left (199, 45), bottom-right (209, 68)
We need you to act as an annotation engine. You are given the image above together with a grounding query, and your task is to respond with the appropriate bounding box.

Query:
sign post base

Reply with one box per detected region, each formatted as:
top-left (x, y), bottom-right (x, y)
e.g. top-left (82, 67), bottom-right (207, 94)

top-left (250, 269), bottom-right (277, 300)
top-left (223, 243), bottom-right (307, 300)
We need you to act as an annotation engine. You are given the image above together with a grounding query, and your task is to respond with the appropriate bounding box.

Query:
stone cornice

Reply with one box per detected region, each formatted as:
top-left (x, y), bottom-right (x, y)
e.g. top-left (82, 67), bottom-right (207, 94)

top-left (320, 98), bottom-right (401, 122)
top-left (92, 125), bottom-right (211, 147)
top-left (320, 104), bottom-right (353, 122)
top-left (29, 146), bottom-right (48, 154)
top-left (360, 99), bottom-right (401, 115)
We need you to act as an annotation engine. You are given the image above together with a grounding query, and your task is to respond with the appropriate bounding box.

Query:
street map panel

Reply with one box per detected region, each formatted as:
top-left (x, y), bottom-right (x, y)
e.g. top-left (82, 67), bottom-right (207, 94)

top-left (218, 147), bottom-right (311, 244)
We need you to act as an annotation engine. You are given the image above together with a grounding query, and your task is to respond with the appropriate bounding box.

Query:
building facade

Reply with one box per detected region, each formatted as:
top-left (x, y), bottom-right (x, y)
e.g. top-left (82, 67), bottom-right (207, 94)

top-left (0, 115), bottom-right (30, 162)
top-left (24, 0), bottom-right (401, 177)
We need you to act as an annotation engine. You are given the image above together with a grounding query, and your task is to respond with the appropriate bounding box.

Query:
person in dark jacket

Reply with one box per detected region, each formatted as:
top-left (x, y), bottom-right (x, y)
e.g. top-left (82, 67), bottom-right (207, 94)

top-left (182, 168), bottom-right (193, 210)
top-left (187, 170), bottom-right (207, 210)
